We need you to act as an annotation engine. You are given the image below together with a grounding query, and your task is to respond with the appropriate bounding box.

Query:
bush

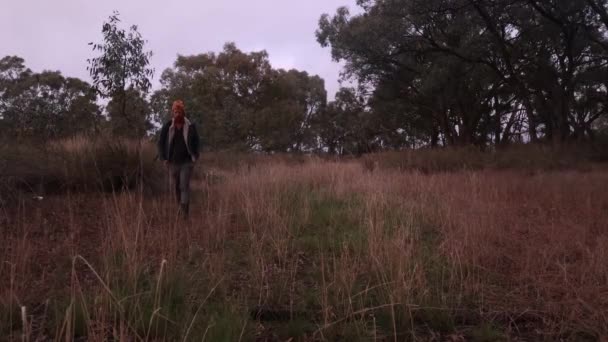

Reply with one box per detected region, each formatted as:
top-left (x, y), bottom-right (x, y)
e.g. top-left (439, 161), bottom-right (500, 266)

top-left (361, 143), bottom-right (606, 173)
top-left (362, 146), bottom-right (488, 173)
top-left (52, 137), bottom-right (165, 193)
top-left (201, 150), bottom-right (313, 171)
top-left (0, 136), bottom-right (165, 202)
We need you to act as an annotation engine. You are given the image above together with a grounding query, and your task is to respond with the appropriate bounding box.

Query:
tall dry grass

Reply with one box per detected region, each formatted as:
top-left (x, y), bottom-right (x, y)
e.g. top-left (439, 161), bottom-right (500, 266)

top-left (362, 143), bottom-right (608, 173)
top-left (0, 136), bottom-right (164, 202)
top-left (1, 155), bottom-right (607, 340)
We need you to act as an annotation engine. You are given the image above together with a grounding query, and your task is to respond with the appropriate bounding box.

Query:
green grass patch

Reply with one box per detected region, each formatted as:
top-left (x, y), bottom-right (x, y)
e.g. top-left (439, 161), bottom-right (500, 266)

top-left (294, 191), bottom-right (365, 254)
top-left (469, 323), bottom-right (507, 342)
top-left (0, 298), bottom-right (22, 339)
top-left (274, 317), bottom-right (317, 340)
top-left (197, 304), bottom-right (249, 342)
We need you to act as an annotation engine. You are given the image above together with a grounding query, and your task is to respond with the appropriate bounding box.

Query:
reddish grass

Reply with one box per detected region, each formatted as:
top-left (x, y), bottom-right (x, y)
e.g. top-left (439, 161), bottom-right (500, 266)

top-left (1, 157), bottom-right (607, 340)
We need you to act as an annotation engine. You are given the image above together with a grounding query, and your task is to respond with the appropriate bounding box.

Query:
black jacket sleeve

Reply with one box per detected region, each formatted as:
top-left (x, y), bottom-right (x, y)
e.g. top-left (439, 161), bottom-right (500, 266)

top-left (190, 123), bottom-right (200, 159)
top-left (157, 122), bottom-right (170, 161)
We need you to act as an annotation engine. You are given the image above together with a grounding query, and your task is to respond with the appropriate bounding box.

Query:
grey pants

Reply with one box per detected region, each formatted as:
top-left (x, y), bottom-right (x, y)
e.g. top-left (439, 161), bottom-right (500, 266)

top-left (169, 162), bottom-right (194, 205)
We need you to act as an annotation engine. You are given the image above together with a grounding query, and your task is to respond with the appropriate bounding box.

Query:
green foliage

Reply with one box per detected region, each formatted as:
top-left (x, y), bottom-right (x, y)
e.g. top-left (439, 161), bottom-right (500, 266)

top-left (313, 87), bottom-right (378, 154)
top-left (87, 11), bottom-right (154, 137)
top-left (4, 2), bottom-right (608, 152)
top-left (106, 87), bottom-right (152, 137)
top-left (256, 69), bottom-right (327, 151)
top-left (152, 43), bottom-right (327, 152)
top-left (317, 0), bottom-right (608, 147)
top-left (103, 255), bottom-right (190, 339)
top-left (0, 56), bottom-right (101, 140)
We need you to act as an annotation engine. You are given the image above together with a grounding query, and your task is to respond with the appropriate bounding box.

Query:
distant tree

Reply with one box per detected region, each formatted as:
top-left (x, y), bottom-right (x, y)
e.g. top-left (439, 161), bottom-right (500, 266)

top-left (87, 11), bottom-right (154, 137)
top-left (106, 87), bottom-right (152, 137)
top-left (0, 56), bottom-right (32, 138)
top-left (152, 43), bottom-right (272, 149)
top-left (152, 43), bottom-right (328, 152)
top-left (317, 0), bottom-right (608, 146)
top-left (313, 87), bottom-right (375, 155)
top-left (255, 69), bottom-right (327, 151)
top-left (0, 56), bottom-right (101, 140)
top-left (585, 0), bottom-right (608, 51)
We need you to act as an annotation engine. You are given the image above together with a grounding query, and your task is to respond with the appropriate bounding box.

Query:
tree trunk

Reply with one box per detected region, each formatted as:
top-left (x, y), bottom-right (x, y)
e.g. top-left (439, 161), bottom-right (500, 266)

top-left (430, 125), bottom-right (439, 147)
top-left (494, 108), bottom-right (502, 146)
top-left (523, 99), bottom-right (538, 142)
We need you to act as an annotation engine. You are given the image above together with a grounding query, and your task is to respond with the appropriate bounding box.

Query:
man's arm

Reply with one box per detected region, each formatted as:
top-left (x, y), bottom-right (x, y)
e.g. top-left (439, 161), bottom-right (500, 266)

top-left (157, 123), bottom-right (169, 161)
top-left (191, 123), bottom-right (200, 160)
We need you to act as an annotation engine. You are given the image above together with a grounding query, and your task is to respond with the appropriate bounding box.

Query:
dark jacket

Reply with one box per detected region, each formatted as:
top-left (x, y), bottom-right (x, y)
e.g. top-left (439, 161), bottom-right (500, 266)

top-left (157, 118), bottom-right (200, 162)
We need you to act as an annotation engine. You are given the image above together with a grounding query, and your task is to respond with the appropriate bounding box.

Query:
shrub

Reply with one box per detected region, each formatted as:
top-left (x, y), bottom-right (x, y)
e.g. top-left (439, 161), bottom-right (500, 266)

top-left (201, 150), bottom-right (313, 171)
top-left (362, 143), bottom-right (605, 173)
top-left (51, 137), bottom-right (165, 193)
top-left (0, 137), bottom-right (164, 202)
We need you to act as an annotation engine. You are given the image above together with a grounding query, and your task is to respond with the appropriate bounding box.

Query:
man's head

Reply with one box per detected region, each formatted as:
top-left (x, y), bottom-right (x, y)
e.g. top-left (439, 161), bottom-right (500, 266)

top-left (172, 100), bottom-right (186, 129)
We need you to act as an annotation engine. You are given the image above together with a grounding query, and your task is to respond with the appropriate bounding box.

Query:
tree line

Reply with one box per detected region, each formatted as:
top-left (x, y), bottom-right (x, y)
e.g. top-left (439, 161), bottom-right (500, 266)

top-left (2, 3), bottom-right (607, 153)
top-left (317, 0), bottom-right (608, 147)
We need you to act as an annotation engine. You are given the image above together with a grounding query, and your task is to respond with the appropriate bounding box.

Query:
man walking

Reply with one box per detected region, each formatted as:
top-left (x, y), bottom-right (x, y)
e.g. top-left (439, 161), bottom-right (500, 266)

top-left (157, 100), bottom-right (200, 218)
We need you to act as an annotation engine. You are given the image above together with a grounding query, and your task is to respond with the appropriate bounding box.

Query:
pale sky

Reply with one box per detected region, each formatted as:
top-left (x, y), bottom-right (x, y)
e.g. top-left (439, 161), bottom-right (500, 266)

top-left (0, 0), bottom-right (358, 99)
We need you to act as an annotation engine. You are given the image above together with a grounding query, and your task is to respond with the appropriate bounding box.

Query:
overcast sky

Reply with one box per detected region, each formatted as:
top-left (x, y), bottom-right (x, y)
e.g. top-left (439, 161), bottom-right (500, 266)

top-left (0, 0), bottom-right (358, 99)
